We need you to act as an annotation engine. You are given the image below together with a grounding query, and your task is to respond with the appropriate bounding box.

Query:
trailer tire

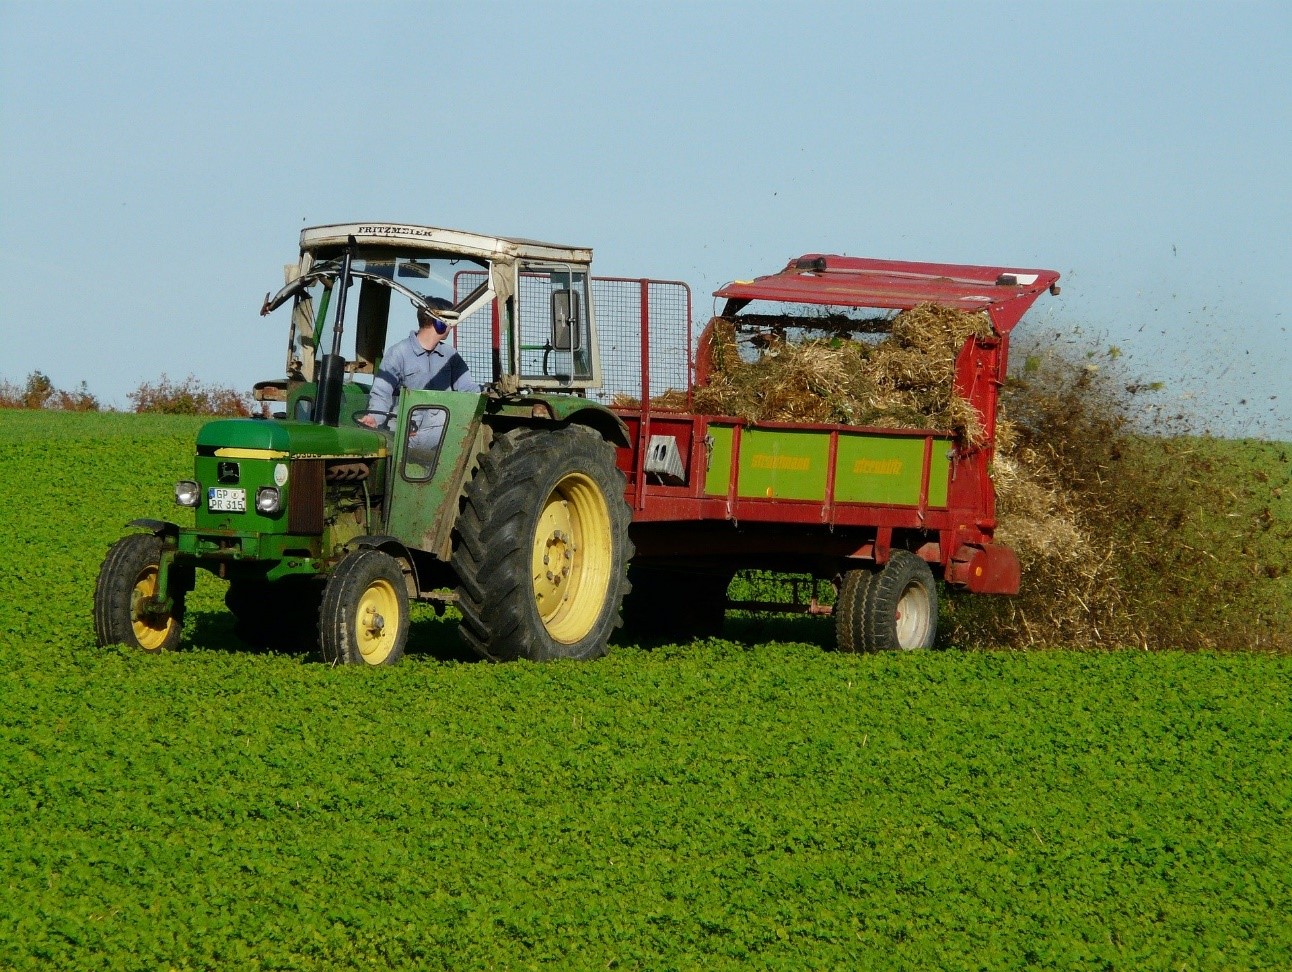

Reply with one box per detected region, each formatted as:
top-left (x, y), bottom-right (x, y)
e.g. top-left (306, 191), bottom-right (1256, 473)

top-left (834, 567), bottom-right (877, 653)
top-left (454, 426), bottom-right (632, 662)
top-left (319, 550), bottom-right (409, 666)
top-left (865, 551), bottom-right (938, 651)
top-left (94, 534), bottom-right (187, 653)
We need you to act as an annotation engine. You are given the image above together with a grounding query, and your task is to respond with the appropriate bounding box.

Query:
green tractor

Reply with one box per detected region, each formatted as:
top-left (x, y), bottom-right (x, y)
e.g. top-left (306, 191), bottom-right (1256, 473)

top-left (94, 222), bottom-right (634, 664)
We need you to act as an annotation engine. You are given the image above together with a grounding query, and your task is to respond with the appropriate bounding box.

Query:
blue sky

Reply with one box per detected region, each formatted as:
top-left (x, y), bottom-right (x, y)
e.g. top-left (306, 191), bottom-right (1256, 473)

top-left (2, 1), bottom-right (1288, 436)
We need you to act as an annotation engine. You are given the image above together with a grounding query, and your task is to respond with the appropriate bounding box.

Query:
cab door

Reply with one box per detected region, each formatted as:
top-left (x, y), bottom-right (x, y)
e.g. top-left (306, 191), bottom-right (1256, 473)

top-left (384, 389), bottom-right (488, 558)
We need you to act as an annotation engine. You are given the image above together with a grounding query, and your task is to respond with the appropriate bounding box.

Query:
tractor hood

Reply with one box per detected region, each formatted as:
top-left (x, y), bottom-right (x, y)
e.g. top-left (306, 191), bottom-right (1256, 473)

top-left (196, 419), bottom-right (388, 459)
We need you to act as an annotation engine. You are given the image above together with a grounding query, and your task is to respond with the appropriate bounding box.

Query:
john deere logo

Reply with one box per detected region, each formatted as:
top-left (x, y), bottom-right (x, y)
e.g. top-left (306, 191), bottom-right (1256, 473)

top-left (853, 458), bottom-right (903, 476)
top-left (751, 454), bottom-right (811, 471)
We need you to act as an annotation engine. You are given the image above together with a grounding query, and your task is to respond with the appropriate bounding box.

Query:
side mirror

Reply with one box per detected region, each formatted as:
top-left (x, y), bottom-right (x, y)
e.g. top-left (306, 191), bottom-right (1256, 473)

top-left (551, 289), bottom-right (581, 351)
top-left (398, 260), bottom-right (431, 278)
top-left (253, 379), bottom-right (287, 403)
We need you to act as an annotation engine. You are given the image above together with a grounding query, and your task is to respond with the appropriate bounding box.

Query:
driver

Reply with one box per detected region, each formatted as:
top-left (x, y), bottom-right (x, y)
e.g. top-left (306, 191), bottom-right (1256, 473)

top-left (361, 298), bottom-right (479, 429)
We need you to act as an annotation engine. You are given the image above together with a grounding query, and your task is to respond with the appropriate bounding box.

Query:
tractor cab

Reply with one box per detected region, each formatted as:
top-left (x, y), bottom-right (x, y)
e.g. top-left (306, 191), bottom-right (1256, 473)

top-left (258, 222), bottom-right (602, 425)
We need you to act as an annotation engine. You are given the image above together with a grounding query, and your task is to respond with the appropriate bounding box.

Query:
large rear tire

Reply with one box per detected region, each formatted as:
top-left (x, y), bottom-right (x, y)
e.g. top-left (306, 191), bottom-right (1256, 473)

top-left (93, 534), bottom-right (187, 653)
top-left (454, 427), bottom-right (633, 662)
top-left (319, 550), bottom-right (409, 666)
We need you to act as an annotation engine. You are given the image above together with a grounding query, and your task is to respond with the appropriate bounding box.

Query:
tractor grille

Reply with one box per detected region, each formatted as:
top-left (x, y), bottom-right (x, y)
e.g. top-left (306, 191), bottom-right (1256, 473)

top-left (288, 459), bottom-right (326, 534)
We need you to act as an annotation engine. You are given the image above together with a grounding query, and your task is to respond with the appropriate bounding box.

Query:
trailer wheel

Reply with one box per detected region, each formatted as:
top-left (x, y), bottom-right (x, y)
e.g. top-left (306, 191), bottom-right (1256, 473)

top-left (319, 550), bottom-right (409, 666)
top-left (866, 551), bottom-right (938, 651)
top-left (94, 534), bottom-right (187, 653)
top-left (454, 426), bottom-right (633, 662)
top-left (834, 567), bottom-right (876, 653)
top-left (226, 579), bottom-right (323, 652)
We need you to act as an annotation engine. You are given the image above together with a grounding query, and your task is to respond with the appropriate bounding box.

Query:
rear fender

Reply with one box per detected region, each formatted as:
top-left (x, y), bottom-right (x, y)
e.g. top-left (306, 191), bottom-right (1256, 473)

top-left (947, 543), bottom-right (1020, 595)
top-left (485, 400), bottom-right (630, 448)
top-left (560, 405), bottom-right (630, 448)
top-left (128, 518), bottom-right (180, 539)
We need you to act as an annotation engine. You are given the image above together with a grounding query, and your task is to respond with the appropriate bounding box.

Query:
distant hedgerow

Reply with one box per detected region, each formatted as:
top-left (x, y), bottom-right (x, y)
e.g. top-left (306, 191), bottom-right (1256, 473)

top-left (0, 371), bottom-right (100, 411)
top-left (128, 375), bottom-right (256, 416)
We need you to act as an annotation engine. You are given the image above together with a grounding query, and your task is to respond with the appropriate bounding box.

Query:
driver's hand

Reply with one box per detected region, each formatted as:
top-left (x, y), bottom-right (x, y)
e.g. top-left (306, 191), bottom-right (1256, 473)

top-left (359, 414), bottom-right (378, 428)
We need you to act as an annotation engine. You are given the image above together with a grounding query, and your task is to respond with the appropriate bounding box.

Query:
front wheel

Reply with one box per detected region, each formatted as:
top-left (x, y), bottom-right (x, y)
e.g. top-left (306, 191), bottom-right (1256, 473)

top-left (93, 534), bottom-right (187, 653)
top-left (319, 550), bottom-right (410, 666)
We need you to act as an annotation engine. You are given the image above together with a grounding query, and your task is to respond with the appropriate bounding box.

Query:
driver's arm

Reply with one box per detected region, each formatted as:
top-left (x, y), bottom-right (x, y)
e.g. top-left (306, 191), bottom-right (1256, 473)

top-left (448, 354), bottom-right (481, 393)
top-left (364, 349), bottom-right (405, 426)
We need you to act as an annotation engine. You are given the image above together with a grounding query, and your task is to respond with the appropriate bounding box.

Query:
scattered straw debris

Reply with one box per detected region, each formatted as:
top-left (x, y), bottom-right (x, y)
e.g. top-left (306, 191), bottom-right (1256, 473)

top-left (947, 347), bottom-right (1292, 651)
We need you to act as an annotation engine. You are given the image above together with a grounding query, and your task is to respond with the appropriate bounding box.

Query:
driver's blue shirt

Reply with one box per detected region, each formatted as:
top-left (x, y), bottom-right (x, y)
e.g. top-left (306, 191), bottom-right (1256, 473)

top-left (368, 331), bottom-right (479, 417)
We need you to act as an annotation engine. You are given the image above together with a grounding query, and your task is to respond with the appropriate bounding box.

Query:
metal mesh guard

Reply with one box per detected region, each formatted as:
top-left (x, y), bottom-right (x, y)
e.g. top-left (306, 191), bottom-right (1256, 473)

top-left (450, 273), bottom-right (692, 405)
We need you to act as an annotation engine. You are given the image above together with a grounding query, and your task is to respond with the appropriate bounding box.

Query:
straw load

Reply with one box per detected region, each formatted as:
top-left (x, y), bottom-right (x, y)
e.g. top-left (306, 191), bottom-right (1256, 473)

top-left (618, 303), bottom-right (995, 442)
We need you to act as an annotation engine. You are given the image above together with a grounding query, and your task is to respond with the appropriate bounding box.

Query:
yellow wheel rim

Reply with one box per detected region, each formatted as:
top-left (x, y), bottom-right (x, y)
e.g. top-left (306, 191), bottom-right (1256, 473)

top-left (355, 578), bottom-right (401, 665)
top-left (130, 567), bottom-right (178, 651)
top-left (531, 471), bottom-right (613, 644)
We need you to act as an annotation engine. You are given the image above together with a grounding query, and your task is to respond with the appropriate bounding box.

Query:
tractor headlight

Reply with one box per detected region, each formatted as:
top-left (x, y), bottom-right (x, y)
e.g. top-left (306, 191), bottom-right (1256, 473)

top-left (256, 486), bottom-right (281, 514)
top-left (175, 480), bottom-right (199, 507)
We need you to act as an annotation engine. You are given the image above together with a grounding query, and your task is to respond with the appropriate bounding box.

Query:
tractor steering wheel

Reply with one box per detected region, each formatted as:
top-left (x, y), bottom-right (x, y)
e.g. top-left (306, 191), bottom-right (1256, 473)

top-left (352, 409), bottom-right (395, 431)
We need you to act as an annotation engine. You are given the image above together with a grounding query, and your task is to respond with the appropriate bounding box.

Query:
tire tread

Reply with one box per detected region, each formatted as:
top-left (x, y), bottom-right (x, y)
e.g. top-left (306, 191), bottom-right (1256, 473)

top-left (453, 426), bottom-right (633, 662)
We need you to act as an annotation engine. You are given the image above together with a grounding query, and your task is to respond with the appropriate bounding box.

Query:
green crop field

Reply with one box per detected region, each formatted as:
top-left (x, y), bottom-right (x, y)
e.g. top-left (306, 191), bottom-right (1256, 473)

top-left (2, 410), bottom-right (1290, 970)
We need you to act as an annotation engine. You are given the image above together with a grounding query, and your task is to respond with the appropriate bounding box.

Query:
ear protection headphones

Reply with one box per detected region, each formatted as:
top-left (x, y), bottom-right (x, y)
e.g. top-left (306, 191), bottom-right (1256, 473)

top-left (419, 301), bottom-right (452, 335)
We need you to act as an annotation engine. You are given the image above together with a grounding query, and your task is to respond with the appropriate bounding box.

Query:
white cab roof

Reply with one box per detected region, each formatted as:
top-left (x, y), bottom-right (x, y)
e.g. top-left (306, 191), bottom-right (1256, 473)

top-left (300, 222), bottom-right (592, 265)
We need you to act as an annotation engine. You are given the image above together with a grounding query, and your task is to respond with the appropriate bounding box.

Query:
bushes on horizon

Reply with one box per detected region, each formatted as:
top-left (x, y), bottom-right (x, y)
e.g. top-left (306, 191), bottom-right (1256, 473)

top-left (2, 370), bottom-right (256, 417)
top-left (127, 375), bottom-right (256, 416)
top-left (0, 371), bottom-right (100, 411)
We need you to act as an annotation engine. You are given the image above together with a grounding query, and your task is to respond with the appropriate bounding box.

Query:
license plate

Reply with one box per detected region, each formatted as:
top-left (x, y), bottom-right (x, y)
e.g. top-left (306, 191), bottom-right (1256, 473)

top-left (208, 487), bottom-right (246, 512)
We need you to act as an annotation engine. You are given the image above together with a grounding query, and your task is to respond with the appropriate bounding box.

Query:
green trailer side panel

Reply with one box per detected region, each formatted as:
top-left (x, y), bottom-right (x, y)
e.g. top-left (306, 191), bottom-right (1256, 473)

top-left (702, 424), bottom-right (951, 508)
top-left (704, 425), bottom-right (735, 496)
top-left (834, 434), bottom-right (950, 507)
top-left (928, 443), bottom-right (950, 508)
top-left (738, 429), bottom-right (830, 501)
